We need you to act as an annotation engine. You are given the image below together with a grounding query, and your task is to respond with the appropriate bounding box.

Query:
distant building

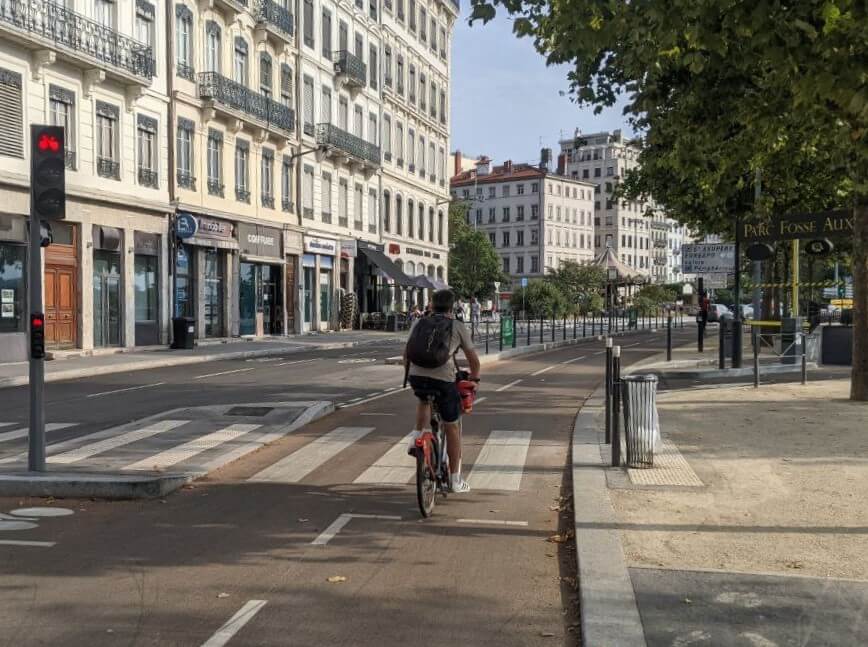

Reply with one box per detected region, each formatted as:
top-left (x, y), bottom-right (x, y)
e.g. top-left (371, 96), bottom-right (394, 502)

top-left (450, 150), bottom-right (596, 290)
top-left (451, 150), bottom-right (485, 175)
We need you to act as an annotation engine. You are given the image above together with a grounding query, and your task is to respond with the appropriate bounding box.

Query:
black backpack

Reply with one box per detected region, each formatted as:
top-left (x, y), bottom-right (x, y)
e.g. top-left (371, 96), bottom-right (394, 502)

top-left (406, 314), bottom-right (454, 369)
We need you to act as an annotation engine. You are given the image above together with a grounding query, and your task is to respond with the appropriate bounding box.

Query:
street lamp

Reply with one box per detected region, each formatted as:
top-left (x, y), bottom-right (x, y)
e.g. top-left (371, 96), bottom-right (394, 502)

top-left (607, 268), bottom-right (618, 332)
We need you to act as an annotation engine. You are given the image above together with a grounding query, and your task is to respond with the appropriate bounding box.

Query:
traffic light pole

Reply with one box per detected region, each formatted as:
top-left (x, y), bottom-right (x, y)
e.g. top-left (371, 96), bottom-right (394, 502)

top-left (28, 215), bottom-right (46, 472)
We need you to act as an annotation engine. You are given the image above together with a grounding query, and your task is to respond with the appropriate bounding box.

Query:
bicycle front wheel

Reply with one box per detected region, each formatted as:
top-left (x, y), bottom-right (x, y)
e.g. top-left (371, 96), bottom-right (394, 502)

top-left (416, 443), bottom-right (437, 518)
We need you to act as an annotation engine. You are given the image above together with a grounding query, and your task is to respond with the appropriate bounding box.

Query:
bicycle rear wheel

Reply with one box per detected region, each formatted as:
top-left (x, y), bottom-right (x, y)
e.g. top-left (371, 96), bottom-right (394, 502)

top-left (416, 442), bottom-right (437, 518)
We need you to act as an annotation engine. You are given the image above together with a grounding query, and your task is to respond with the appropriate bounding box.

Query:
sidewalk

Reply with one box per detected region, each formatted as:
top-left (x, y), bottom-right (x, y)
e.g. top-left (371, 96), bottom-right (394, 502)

top-left (573, 357), bottom-right (868, 645)
top-left (0, 330), bottom-right (406, 389)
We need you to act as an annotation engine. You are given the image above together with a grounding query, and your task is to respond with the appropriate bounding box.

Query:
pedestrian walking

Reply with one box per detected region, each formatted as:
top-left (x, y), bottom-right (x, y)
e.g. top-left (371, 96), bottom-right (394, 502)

top-left (470, 297), bottom-right (481, 337)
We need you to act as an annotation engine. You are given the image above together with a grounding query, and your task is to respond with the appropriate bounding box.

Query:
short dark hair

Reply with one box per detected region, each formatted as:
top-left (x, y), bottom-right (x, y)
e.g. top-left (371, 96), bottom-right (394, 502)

top-left (432, 289), bottom-right (455, 313)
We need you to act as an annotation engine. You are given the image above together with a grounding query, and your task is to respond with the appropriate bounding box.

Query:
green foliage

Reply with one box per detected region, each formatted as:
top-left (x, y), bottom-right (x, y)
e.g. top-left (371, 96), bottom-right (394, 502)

top-left (544, 260), bottom-right (606, 314)
top-left (447, 202), bottom-right (505, 299)
top-left (632, 284), bottom-right (676, 314)
top-left (510, 281), bottom-right (571, 318)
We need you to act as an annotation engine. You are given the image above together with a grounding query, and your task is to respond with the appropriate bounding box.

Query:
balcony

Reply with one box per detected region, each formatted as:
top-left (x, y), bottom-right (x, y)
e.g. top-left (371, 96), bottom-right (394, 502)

top-left (262, 194), bottom-right (275, 209)
top-left (138, 167), bottom-right (158, 189)
top-left (208, 179), bottom-right (225, 197)
top-left (253, 0), bottom-right (294, 45)
top-left (339, 216), bottom-right (348, 227)
top-left (315, 123), bottom-right (380, 169)
top-left (0, 0), bottom-right (154, 85)
top-left (236, 187), bottom-right (251, 203)
top-left (281, 198), bottom-right (293, 212)
top-left (176, 61), bottom-right (195, 81)
top-left (333, 50), bottom-right (366, 90)
top-left (198, 72), bottom-right (295, 138)
top-left (177, 170), bottom-right (196, 190)
top-left (97, 157), bottom-right (120, 180)
top-left (321, 211), bottom-right (332, 224)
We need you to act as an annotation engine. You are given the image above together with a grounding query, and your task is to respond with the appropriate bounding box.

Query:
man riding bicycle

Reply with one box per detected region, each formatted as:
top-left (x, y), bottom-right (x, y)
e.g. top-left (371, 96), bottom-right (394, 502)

top-left (403, 289), bottom-right (481, 494)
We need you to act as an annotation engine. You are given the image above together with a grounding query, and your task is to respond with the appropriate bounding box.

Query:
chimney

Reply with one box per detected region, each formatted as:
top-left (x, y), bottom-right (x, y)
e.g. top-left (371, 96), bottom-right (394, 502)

top-left (476, 156), bottom-right (491, 176)
top-left (539, 148), bottom-right (552, 171)
top-left (556, 153), bottom-right (566, 175)
top-left (504, 160), bottom-right (513, 174)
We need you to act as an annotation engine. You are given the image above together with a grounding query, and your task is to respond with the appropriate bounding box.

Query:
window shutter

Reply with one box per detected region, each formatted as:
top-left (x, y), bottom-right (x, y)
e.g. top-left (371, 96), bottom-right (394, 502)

top-left (0, 69), bottom-right (23, 158)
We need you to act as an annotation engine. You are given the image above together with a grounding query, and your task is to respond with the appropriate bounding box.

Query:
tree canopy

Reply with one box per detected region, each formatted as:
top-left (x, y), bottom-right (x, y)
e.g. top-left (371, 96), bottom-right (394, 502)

top-left (447, 203), bottom-right (506, 299)
top-left (544, 260), bottom-right (606, 314)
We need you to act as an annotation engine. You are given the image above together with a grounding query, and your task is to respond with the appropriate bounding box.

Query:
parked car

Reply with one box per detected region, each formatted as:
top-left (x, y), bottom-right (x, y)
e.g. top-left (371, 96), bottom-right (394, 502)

top-left (707, 303), bottom-right (733, 322)
top-left (740, 304), bottom-right (754, 319)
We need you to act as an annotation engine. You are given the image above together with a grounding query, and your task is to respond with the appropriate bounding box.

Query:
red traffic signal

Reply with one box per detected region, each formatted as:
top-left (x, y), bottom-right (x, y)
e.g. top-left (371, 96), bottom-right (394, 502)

top-left (31, 313), bottom-right (45, 329)
top-left (30, 125), bottom-right (66, 221)
top-left (30, 312), bottom-right (46, 359)
top-left (37, 133), bottom-right (61, 152)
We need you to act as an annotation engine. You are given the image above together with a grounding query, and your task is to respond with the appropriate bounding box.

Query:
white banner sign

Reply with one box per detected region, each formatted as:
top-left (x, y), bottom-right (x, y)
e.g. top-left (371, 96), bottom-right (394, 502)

top-left (700, 273), bottom-right (729, 288)
top-left (682, 244), bottom-right (736, 274)
top-left (303, 236), bottom-right (338, 256)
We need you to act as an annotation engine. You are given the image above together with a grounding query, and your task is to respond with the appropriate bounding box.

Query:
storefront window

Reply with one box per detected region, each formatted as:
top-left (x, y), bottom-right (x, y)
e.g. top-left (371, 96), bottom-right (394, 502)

top-left (203, 249), bottom-right (224, 337)
top-left (319, 266), bottom-right (332, 324)
top-left (0, 243), bottom-right (26, 333)
top-left (93, 250), bottom-right (122, 347)
top-left (175, 244), bottom-right (194, 318)
top-left (134, 255), bottom-right (158, 332)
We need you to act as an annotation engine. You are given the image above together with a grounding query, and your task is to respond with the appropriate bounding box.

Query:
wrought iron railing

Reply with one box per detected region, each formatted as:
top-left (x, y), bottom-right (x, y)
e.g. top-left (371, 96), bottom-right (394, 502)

top-left (207, 179), bottom-right (224, 197)
top-left (384, 152), bottom-right (392, 162)
top-left (97, 157), bottom-right (120, 180)
top-left (321, 211), bottom-right (332, 224)
top-left (262, 194), bottom-right (275, 209)
top-left (176, 61), bottom-right (195, 81)
top-left (236, 187), bottom-right (250, 203)
top-left (198, 72), bottom-right (295, 135)
top-left (315, 123), bottom-right (380, 166)
top-left (0, 0), bottom-right (154, 80)
top-left (177, 169), bottom-right (196, 190)
top-left (409, 163), bottom-right (415, 173)
top-left (339, 216), bottom-right (348, 227)
top-left (354, 220), bottom-right (363, 230)
top-left (64, 150), bottom-right (75, 170)
top-left (253, 0), bottom-right (294, 38)
top-left (302, 207), bottom-right (313, 219)
top-left (138, 167), bottom-right (158, 188)
top-left (281, 198), bottom-right (293, 212)
top-left (368, 223), bottom-right (376, 234)
top-left (333, 50), bottom-right (366, 87)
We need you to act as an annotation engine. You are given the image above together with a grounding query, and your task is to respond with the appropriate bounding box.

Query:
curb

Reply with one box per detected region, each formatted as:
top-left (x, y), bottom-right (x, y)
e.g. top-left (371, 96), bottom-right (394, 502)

top-left (0, 337), bottom-right (405, 390)
top-left (0, 400), bottom-right (335, 499)
top-left (636, 362), bottom-right (818, 380)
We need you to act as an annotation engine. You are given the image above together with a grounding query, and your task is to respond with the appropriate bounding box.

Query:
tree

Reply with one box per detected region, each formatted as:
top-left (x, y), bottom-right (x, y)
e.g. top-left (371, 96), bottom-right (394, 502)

top-left (544, 260), bottom-right (606, 314)
top-left (447, 202), bottom-right (505, 299)
top-left (632, 284), bottom-right (676, 315)
top-left (510, 281), bottom-right (570, 318)
top-left (469, 0), bottom-right (868, 399)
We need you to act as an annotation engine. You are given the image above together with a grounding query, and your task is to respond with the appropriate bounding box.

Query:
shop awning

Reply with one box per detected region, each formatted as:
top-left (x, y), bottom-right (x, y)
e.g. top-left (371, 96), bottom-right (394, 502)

top-left (430, 278), bottom-right (449, 290)
top-left (414, 275), bottom-right (438, 290)
top-left (357, 246), bottom-right (416, 286)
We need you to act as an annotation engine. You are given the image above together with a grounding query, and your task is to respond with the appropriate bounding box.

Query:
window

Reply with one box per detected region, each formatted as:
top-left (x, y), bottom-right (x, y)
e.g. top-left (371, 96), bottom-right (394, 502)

top-left (95, 0), bottom-right (114, 27)
top-left (419, 135), bottom-right (425, 173)
top-left (383, 114), bottom-right (392, 160)
top-left (261, 149), bottom-right (274, 208)
top-left (234, 37), bottom-right (248, 84)
top-left (607, 166), bottom-right (614, 176)
top-left (531, 229), bottom-right (539, 244)
top-left (439, 90), bottom-right (446, 124)
top-left (96, 101), bottom-right (119, 179)
top-left (235, 140), bottom-right (250, 202)
top-left (136, 2), bottom-right (155, 58)
top-left (207, 129), bottom-right (223, 195)
top-left (320, 9), bottom-right (332, 60)
top-left (429, 142), bottom-right (436, 180)
top-left (430, 17), bottom-right (437, 51)
top-left (354, 105), bottom-right (363, 137)
top-left (338, 178), bottom-right (348, 226)
top-left (0, 69), bottom-right (22, 159)
top-left (338, 20), bottom-right (348, 51)
top-left (338, 96), bottom-right (348, 129)
top-left (531, 204), bottom-right (539, 220)
top-left (517, 205), bottom-right (525, 221)
top-left (409, 0), bottom-right (416, 31)
top-left (516, 256), bottom-right (524, 273)
top-left (516, 230), bottom-right (525, 246)
top-left (176, 117), bottom-right (194, 188)
top-left (369, 190), bottom-right (378, 233)
top-left (205, 22), bottom-right (221, 72)
top-left (594, 167), bottom-right (601, 177)
top-left (475, 209), bottom-right (482, 225)
top-left (605, 181), bottom-right (613, 193)
top-left (531, 255), bottom-right (539, 272)
top-left (429, 82), bottom-right (436, 118)
top-left (355, 32), bottom-right (363, 60)
top-left (369, 113), bottom-right (377, 145)
top-left (502, 231), bottom-right (510, 247)
top-left (488, 232), bottom-right (496, 246)
top-left (439, 26), bottom-right (447, 57)
top-left (396, 122), bottom-right (404, 164)
top-left (531, 182), bottom-right (539, 193)
top-left (582, 169), bottom-right (589, 179)
top-left (384, 47), bottom-right (393, 87)
top-left (556, 230), bottom-right (561, 246)
top-left (396, 195), bottom-right (403, 234)
top-left (488, 186), bottom-right (495, 198)
top-left (502, 207), bottom-right (510, 222)
top-left (547, 205), bottom-right (553, 220)
top-left (517, 184), bottom-right (525, 195)
top-left (407, 199), bottom-right (415, 237)
top-left (396, 55), bottom-right (405, 95)
top-left (320, 86), bottom-right (332, 123)
top-left (438, 211), bottom-right (444, 244)
top-left (49, 85), bottom-right (75, 169)
top-left (321, 171), bottom-right (332, 222)
top-left (369, 45), bottom-right (378, 89)
top-left (260, 53), bottom-right (272, 97)
top-left (502, 184), bottom-right (510, 197)
top-left (409, 65), bottom-right (416, 103)
top-left (354, 183), bottom-right (363, 230)
top-left (438, 148), bottom-right (445, 184)
top-left (419, 74), bottom-right (426, 111)
top-left (137, 115), bottom-right (158, 188)
top-left (417, 202), bottom-right (425, 240)
top-left (302, 165), bottom-right (314, 218)
top-left (397, 0), bottom-right (405, 19)
top-left (408, 129), bottom-right (415, 169)
top-left (369, 0), bottom-right (377, 20)
top-left (502, 256), bottom-right (510, 273)
top-left (383, 191), bottom-right (391, 232)
top-left (303, 75), bottom-right (314, 135)
top-left (303, 0), bottom-right (314, 48)
top-left (556, 206), bottom-right (561, 221)
top-left (420, 7), bottom-right (427, 41)
top-left (488, 208), bottom-right (495, 223)
top-left (175, 5), bottom-right (194, 79)
top-left (281, 156), bottom-right (293, 211)
top-left (428, 207), bottom-right (434, 242)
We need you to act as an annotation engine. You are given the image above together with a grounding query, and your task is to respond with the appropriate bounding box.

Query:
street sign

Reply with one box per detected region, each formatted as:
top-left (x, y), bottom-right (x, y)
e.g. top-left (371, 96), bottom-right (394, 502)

top-left (520, 277), bottom-right (528, 288)
top-left (805, 239), bottom-right (834, 255)
top-left (500, 316), bottom-right (514, 347)
top-left (741, 210), bottom-right (853, 242)
top-left (682, 244), bottom-right (736, 274)
top-left (699, 273), bottom-right (728, 288)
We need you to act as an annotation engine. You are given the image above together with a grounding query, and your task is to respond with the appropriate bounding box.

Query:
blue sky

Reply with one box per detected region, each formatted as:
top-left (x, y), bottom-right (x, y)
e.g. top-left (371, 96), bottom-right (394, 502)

top-left (451, 14), bottom-right (631, 165)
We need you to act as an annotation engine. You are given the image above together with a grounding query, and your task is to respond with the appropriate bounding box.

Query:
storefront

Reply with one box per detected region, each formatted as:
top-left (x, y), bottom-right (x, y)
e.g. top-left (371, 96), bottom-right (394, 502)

top-left (238, 223), bottom-right (284, 337)
top-left (302, 235), bottom-right (337, 331)
top-left (284, 228), bottom-right (303, 335)
top-left (173, 212), bottom-right (237, 339)
top-left (355, 240), bottom-right (414, 316)
top-left (0, 213), bottom-right (28, 361)
top-left (133, 232), bottom-right (160, 346)
top-left (92, 225), bottom-right (123, 348)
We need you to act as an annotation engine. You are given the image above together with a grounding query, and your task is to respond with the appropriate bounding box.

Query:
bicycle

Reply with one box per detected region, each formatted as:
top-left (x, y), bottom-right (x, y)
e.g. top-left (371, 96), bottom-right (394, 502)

top-left (412, 390), bottom-right (454, 518)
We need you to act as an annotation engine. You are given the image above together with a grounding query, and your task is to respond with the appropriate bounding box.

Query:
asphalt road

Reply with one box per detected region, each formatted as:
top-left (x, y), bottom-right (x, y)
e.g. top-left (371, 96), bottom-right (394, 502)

top-left (0, 327), bottom-right (695, 646)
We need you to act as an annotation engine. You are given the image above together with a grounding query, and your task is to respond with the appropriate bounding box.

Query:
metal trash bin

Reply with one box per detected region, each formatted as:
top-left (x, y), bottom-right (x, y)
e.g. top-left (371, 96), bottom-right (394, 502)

top-left (171, 316), bottom-right (196, 350)
top-left (621, 374), bottom-right (660, 468)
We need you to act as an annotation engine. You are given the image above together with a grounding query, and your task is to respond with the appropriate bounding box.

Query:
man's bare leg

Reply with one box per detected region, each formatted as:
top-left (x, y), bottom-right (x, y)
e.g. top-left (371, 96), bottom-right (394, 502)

top-left (443, 421), bottom-right (461, 474)
top-left (415, 401), bottom-right (430, 432)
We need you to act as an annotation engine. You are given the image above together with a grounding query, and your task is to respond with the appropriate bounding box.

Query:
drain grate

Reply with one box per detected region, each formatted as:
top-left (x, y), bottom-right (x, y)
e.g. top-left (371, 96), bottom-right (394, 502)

top-left (226, 406), bottom-right (274, 417)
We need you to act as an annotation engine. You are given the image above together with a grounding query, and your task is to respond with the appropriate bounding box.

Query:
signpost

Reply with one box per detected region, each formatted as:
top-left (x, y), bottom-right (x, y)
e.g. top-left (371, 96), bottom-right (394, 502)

top-left (682, 244), bottom-right (736, 274)
top-left (500, 315), bottom-right (514, 348)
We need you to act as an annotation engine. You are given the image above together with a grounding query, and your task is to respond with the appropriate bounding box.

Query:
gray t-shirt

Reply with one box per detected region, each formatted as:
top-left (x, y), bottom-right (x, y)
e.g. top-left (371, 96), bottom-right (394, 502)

top-left (408, 316), bottom-right (474, 383)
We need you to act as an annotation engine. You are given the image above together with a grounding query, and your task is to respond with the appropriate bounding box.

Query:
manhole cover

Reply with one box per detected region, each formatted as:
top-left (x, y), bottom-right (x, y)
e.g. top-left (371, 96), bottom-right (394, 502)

top-left (226, 406), bottom-right (274, 417)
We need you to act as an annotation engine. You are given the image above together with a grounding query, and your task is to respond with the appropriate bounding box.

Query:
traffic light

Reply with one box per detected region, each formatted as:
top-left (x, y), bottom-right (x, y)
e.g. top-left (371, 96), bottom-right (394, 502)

top-left (30, 125), bottom-right (65, 221)
top-left (39, 220), bottom-right (52, 247)
top-left (30, 312), bottom-right (46, 360)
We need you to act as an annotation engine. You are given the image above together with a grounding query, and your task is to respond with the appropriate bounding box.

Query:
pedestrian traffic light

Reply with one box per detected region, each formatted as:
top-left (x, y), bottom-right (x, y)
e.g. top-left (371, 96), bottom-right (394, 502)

top-left (40, 220), bottom-right (52, 247)
top-left (30, 312), bottom-right (46, 360)
top-left (30, 125), bottom-right (65, 221)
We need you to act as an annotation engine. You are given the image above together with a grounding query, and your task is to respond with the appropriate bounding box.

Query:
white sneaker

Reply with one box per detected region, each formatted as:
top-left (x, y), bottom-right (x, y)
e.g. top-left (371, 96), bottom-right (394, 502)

top-left (450, 474), bottom-right (471, 494)
top-left (407, 430), bottom-right (423, 455)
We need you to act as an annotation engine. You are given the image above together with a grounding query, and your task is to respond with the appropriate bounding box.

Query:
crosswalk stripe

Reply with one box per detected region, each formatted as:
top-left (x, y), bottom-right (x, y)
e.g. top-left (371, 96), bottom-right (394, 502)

top-left (467, 430), bottom-right (533, 491)
top-left (0, 423), bottom-right (16, 429)
top-left (48, 420), bottom-right (188, 465)
top-left (354, 432), bottom-right (416, 485)
top-left (0, 423), bottom-right (77, 444)
top-left (123, 423), bottom-right (261, 471)
top-left (250, 427), bottom-right (375, 483)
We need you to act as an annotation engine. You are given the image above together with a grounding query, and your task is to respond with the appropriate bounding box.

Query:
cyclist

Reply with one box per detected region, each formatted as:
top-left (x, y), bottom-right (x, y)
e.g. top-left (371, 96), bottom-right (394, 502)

top-left (403, 289), bottom-right (481, 494)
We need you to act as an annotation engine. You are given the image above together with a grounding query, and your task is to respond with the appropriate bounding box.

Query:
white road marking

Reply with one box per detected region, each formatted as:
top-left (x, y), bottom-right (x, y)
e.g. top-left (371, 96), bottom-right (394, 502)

top-left (0, 540), bottom-right (56, 547)
top-left (9, 507), bottom-right (73, 518)
top-left (48, 420), bottom-right (188, 465)
top-left (561, 355), bottom-right (587, 364)
top-left (86, 382), bottom-right (165, 398)
top-left (193, 367), bottom-right (255, 380)
top-left (250, 427), bottom-right (375, 483)
top-left (201, 600), bottom-right (268, 647)
top-left (276, 358), bottom-right (319, 367)
top-left (123, 423), bottom-right (261, 471)
top-left (473, 397), bottom-right (487, 405)
top-left (244, 357), bottom-right (283, 362)
top-left (311, 513), bottom-right (402, 546)
top-left (338, 387), bottom-right (408, 409)
top-left (359, 412), bottom-right (396, 416)
top-left (456, 519), bottom-right (529, 527)
top-left (531, 365), bottom-right (555, 376)
top-left (0, 423), bottom-right (77, 444)
top-left (495, 379), bottom-right (522, 392)
top-left (354, 433), bottom-right (415, 484)
top-left (0, 423), bottom-right (15, 429)
top-left (467, 430), bottom-right (533, 491)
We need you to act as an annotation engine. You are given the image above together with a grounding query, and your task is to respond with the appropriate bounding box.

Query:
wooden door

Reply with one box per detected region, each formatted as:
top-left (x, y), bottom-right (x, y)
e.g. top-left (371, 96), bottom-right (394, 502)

top-left (44, 265), bottom-right (76, 348)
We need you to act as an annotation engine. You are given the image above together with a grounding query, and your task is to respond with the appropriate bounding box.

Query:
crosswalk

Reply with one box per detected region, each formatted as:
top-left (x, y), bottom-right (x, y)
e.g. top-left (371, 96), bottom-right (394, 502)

top-left (0, 417), bottom-right (536, 492)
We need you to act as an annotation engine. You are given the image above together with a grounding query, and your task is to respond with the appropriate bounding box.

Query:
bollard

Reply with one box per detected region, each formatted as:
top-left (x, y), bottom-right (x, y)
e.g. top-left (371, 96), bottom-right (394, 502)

top-left (753, 331), bottom-right (760, 388)
top-left (698, 319), bottom-right (704, 353)
top-left (666, 313), bottom-right (672, 362)
top-left (591, 313), bottom-right (596, 336)
top-left (527, 316), bottom-right (531, 347)
top-left (573, 314), bottom-right (577, 339)
top-left (583, 315), bottom-right (587, 338)
top-left (551, 315), bottom-right (556, 342)
top-left (485, 321), bottom-right (490, 354)
top-left (512, 319), bottom-right (517, 348)
top-left (499, 319), bottom-right (503, 352)
top-left (563, 316), bottom-right (567, 341)
top-left (539, 315), bottom-right (544, 344)
top-left (605, 337), bottom-right (613, 444)
top-left (611, 345), bottom-right (622, 467)
top-left (718, 321), bottom-right (726, 369)
top-left (801, 333), bottom-right (807, 385)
